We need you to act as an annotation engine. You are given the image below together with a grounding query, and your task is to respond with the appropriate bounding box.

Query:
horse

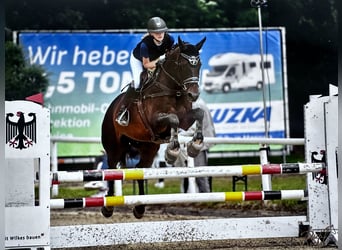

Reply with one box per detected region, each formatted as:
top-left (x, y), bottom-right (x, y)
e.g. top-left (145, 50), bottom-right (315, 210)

top-left (101, 36), bottom-right (206, 219)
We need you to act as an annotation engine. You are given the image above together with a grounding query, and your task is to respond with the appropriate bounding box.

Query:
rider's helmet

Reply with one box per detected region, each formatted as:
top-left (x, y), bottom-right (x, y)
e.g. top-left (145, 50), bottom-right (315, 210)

top-left (147, 17), bottom-right (168, 33)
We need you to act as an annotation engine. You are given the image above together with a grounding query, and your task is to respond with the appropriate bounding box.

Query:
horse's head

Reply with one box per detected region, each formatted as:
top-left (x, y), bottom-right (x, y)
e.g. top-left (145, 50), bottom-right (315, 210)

top-left (162, 36), bottom-right (206, 102)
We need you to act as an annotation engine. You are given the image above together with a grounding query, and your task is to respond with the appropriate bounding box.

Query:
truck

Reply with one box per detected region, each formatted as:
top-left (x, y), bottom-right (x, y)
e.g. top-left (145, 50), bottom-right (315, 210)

top-left (203, 53), bottom-right (275, 93)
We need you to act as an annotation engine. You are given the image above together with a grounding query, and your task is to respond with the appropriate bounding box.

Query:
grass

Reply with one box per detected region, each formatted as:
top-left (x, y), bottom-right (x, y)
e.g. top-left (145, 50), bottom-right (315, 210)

top-left (53, 186), bottom-right (99, 198)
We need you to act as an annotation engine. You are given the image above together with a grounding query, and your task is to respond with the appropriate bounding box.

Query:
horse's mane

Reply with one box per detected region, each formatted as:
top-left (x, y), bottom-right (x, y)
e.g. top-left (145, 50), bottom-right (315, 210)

top-left (165, 44), bottom-right (179, 58)
top-left (166, 41), bottom-right (200, 58)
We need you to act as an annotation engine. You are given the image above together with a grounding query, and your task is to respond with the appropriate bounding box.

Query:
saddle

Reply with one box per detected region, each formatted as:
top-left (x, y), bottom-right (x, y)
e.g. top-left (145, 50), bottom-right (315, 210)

top-left (134, 67), bottom-right (168, 143)
top-left (139, 68), bottom-right (158, 90)
top-left (140, 71), bottom-right (149, 88)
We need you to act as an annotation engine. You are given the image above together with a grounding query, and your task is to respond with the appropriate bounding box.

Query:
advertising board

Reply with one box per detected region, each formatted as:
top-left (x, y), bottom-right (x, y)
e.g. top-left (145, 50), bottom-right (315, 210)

top-left (18, 28), bottom-right (287, 156)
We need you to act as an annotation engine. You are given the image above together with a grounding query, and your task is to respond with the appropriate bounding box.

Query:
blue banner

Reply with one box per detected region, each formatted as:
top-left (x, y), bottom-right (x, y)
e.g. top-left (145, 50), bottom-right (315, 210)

top-left (19, 29), bottom-right (287, 156)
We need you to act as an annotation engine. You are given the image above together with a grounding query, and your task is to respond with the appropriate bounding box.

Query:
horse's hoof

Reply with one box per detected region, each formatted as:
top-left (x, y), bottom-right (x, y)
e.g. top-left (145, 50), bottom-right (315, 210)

top-left (165, 148), bottom-right (180, 164)
top-left (101, 206), bottom-right (114, 218)
top-left (133, 205), bottom-right (145, 219)
top-left (187, 141), bottom-right (203, 157)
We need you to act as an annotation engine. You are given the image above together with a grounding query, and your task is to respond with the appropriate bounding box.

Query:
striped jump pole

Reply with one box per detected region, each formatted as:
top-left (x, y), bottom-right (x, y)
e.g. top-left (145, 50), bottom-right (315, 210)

top-left (51, 163), bottom-right (324, 184)
top-left (50, 190), bottom-right (308, 209)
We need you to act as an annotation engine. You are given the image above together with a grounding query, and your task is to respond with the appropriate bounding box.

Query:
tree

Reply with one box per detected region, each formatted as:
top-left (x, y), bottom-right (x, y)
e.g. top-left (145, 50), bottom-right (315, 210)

top-left (5, 41), bottom-right (49, 100)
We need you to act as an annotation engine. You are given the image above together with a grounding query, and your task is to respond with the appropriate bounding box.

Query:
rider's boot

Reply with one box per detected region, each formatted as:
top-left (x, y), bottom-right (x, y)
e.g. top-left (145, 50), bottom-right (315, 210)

top-left (116, 86), bottom-right (139, 126)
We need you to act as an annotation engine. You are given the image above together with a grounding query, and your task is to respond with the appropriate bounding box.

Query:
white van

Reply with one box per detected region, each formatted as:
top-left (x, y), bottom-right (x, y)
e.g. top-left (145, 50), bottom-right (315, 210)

top-left (203, 53), bottom-right (275, 93)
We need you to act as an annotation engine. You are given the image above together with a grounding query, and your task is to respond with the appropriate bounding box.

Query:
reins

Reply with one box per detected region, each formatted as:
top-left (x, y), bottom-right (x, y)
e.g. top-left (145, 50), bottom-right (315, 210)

top-left (141, 46), bottom-right (200, 99)
top-left (160, 63), bottom-right (187, 90)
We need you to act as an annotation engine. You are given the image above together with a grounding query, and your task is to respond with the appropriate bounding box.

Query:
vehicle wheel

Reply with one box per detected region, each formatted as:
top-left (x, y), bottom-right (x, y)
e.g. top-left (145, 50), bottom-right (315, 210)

top-left (222, 83), bottom-right (231, 93)
top-left (256, 81), bottom-right (263, 90)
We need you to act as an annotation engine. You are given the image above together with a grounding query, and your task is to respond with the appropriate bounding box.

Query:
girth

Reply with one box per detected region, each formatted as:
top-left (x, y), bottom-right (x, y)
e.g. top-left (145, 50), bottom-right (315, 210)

top-left (142, 82), bottom-right (186, 99)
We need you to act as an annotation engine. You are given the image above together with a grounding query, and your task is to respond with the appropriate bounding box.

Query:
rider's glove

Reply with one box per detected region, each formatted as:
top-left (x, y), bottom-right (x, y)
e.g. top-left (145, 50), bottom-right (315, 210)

top-left (156, 54), bottom-right (166, 66)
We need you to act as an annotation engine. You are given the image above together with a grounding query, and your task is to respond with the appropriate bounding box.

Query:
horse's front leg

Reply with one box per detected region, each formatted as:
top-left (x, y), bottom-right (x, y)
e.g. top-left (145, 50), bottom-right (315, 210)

top-left (187, 108), bottom-right (204, 157)
top-left (155, 113), bottom-right (181, 164)
top-left (165, 126), bottom-right (182, 164)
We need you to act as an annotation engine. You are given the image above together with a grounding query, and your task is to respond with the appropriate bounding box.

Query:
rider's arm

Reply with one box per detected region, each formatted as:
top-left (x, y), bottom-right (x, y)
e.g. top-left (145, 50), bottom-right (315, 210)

top-left (140, 42), bottom-right (161, 71)
top-left (142, 57), bottom-right (158, 71)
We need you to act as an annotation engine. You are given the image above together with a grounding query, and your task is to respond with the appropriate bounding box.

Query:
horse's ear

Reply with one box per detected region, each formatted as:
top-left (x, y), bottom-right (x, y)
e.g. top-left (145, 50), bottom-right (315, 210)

top-left (196, 37), bottom-right (206, 51)
top-left (178, 36), bottom-right (185, 50)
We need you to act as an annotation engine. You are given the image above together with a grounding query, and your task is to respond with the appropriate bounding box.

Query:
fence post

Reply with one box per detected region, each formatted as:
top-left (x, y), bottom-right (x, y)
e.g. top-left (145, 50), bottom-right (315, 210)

top-left (51, 140), bottom-right (59, 197)
top-left (260, 144), bottom-right (272, 191)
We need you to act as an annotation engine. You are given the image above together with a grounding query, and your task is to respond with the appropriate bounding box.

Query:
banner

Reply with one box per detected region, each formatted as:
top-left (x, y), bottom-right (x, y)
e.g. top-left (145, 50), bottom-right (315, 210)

top-left (18, 29), bottom-right (287, 156)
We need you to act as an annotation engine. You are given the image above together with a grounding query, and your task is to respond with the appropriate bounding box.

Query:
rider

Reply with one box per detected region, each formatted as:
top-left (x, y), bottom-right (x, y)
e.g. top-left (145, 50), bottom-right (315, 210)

top-left (116, 16), bottom-right (175, 126)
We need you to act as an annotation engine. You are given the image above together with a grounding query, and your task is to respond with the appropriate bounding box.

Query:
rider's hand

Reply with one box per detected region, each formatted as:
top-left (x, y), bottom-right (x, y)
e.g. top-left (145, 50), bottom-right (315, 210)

top-left (156, 55), bottom-right (165, 67)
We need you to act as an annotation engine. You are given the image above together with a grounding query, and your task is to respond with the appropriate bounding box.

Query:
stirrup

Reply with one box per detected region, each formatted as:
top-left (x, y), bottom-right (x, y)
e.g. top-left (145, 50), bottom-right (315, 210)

top-left (116, 109), bottom-right (129, 126)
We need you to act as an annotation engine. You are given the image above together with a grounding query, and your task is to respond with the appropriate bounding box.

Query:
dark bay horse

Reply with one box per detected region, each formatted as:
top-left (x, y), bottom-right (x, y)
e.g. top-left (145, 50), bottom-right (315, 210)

top-left (101, 36), bottom-right (206, 218)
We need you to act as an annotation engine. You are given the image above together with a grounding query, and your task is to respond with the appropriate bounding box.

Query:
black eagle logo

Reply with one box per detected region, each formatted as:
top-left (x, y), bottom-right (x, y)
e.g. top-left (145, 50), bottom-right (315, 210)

top-left (6, 111), bottom-right (37, 150)
top-left (311, 150), bottom-right (327, 185)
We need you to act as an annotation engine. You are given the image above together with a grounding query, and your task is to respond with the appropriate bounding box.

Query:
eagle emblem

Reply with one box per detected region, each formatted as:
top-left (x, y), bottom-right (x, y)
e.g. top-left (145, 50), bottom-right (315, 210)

top-left (6, 111), bottom-right (37, 150)
top-left (311, 150), bottom-right (327, 185)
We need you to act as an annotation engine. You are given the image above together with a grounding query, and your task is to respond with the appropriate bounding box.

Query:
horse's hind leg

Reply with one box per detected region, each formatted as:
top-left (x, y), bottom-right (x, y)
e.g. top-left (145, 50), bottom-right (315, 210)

top-left (131, 143), bottom-right (159, 219)
top-left (100, 153), bottom-right (118, 218)
top-left (132, 179), bottom-right (146, 219)
top-left (101, 180), bottom-right (114, 217)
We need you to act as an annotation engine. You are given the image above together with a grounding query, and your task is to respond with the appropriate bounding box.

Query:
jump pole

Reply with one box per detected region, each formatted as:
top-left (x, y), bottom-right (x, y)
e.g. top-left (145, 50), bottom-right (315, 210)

top-left (50, 189), bottom-right (308, 209)
top-left (51, 163), bottom-right (324, 184)
top-left (50, 136), bottom-right (305, 196)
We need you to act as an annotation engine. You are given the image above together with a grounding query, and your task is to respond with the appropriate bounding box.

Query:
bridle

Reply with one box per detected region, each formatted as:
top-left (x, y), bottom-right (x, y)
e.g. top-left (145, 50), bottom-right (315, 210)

top-left (160, 50), bottom-right (201, 91)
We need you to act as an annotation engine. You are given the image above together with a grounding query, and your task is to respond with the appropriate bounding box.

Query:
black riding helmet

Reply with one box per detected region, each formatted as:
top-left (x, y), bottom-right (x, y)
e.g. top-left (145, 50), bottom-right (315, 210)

top-left (147, 17), bottom-right (168, 33)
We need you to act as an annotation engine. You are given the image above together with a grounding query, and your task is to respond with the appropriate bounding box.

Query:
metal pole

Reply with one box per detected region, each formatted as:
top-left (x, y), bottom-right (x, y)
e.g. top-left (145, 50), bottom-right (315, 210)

top-left (257, 5), bottom-right (269, 138)
top-left (251, 0), bottom-right (271, 193)
top-left (257, 6), bottom-right (272, 192)
top-left (250, 0), bottom-right (268, 137)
